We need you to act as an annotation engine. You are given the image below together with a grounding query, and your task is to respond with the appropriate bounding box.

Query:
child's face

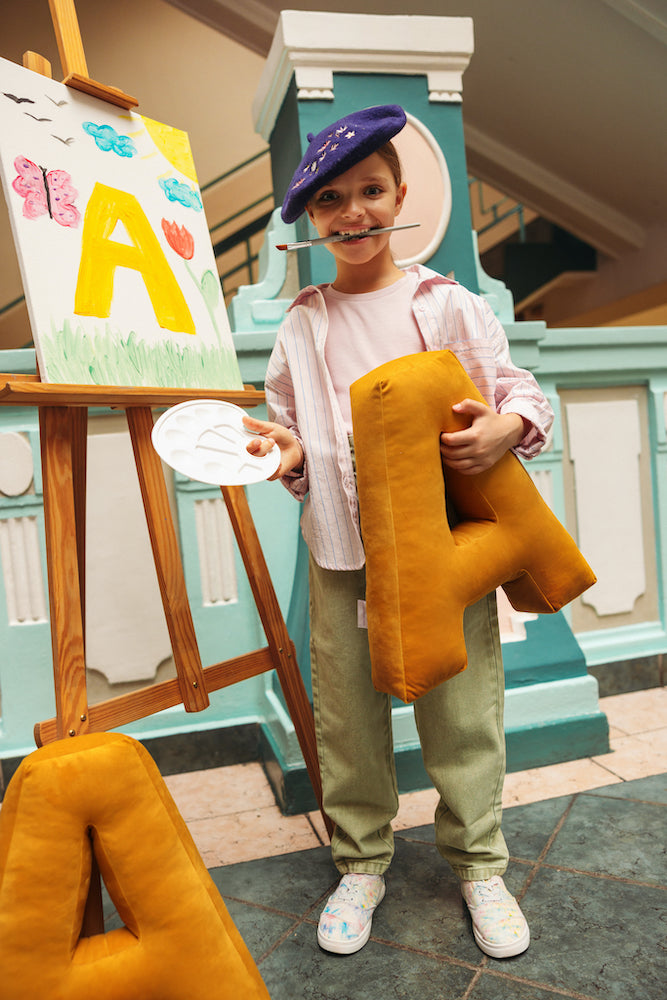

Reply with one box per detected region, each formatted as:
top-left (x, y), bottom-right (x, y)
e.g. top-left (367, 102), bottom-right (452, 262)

top-left (306, 152), bottom-right (407, 267)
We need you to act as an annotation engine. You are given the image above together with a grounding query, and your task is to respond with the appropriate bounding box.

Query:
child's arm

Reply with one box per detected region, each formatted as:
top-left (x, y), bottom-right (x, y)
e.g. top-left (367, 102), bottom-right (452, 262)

top-left (440, 398), bottom-right (531, 476)
top-left (437, 294), bottom-right (553, 473)
top-left (242, 414), bottom-right (304, 481)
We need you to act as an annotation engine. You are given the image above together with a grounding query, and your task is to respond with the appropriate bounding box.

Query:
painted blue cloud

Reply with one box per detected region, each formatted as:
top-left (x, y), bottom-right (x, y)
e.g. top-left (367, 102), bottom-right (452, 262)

top-left (82, 122), bottom-right (136, 158)
top-left (159, 176), bottom-right (202, 212)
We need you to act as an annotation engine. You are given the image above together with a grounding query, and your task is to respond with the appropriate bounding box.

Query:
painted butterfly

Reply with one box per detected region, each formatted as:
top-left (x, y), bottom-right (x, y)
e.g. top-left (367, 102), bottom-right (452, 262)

top-left (11, 155), bottom-right (80, 228)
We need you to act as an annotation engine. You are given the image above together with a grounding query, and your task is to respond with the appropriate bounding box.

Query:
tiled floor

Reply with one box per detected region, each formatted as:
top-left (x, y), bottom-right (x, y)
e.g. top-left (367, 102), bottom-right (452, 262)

top-left (143, 686), bottom-right (667, 1000)
top-left (204, 772), bottom-right (666, 1000)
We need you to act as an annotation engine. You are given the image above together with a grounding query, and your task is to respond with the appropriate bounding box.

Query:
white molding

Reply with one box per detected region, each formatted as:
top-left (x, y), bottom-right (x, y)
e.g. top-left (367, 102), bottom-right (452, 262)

top-left (194, 497), bottom-right (238, 606)
top-left (464, 123), bottom-right (646, 258)
top-left (253, 11), bottom-right (474, 140)
top-left (567, 399), bottom-right (645, 616)
top-left (294, 66), bottom-right (333, 101)
top-left (0, 516), bottom-right (47, 624)
top-left (85, 430), bottom-right (172, 685)
top-left (0, 432), bottom-right (33, 497)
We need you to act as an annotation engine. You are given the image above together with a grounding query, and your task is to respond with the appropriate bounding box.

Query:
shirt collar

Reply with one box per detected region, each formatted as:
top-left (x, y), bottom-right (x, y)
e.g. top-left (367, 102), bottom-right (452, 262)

top-left (287, 263), bottom-right (457, 312)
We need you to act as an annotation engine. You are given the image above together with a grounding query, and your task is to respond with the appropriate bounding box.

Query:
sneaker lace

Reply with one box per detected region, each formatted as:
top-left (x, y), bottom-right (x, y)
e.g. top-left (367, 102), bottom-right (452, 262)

top-left (336, 877), bottom-right (377, 908)
top-left (473, 878), bottom-right (504, 902)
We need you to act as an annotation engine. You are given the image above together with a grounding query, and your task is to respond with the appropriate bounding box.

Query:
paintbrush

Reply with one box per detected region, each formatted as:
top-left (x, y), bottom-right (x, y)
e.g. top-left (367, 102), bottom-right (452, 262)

top-left (276, 222), bottom-right (420, 251)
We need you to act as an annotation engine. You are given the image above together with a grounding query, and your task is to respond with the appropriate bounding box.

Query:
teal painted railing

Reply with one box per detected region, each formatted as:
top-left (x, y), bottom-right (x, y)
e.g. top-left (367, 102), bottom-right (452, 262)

top-left (468, 177), bottom-right (529, 241)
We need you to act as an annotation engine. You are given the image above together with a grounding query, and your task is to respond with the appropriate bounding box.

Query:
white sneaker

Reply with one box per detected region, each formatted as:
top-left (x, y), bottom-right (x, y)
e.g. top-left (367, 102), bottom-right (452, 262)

top-left (317, 873), bottom-right (386, 954)
top-left (461, 875), bottom-right (530, 958)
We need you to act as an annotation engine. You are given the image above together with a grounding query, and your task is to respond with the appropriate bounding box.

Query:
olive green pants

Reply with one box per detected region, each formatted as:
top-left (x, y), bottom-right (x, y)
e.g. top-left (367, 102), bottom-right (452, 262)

top-left (309, 557), bottom-right (509, 881)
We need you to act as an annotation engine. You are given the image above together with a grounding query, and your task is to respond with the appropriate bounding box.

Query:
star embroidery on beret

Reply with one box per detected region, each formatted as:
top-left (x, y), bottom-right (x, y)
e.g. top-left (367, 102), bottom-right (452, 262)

top-left (345, 130), bottom-right (355, 139)
top-left (335, 125), bottom-right (348, 136)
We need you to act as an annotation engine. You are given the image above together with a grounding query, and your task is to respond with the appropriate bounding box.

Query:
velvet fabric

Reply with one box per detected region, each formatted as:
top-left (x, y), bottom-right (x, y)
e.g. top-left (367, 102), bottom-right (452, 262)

top-left (350, 350), bottom-right (596, 703)
top-left (0, 732), bottom-right (270, 1000)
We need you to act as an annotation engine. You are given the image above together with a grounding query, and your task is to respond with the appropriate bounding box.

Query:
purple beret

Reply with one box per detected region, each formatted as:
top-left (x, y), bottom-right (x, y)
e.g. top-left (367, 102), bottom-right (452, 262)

top-left (280, 104), bottom-right (407, 224)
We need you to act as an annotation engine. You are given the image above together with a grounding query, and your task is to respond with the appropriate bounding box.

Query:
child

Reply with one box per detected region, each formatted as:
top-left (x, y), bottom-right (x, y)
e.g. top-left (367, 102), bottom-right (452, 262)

top-left (243, 105), bottom-right (553, 959)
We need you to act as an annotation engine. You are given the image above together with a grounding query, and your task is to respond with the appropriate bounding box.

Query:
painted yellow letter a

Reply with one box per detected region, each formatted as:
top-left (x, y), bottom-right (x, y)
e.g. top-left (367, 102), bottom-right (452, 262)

top-left (74, 183), bottom-right (195, 334)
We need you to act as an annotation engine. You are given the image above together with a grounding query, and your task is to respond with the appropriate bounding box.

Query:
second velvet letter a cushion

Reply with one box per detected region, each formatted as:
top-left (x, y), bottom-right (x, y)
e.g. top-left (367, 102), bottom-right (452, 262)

top-left (350, 350), bottom-right (595, 703)
top-left (0, 733), bottom-right (270, 1000)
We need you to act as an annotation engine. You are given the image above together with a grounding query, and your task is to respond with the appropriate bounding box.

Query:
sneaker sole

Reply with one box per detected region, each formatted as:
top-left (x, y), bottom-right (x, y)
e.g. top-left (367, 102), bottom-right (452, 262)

top-left (472, 922), bottom-right (530, 959)
top-left (317, 882), bottom-right (386, 955)
top-left (317, 920), bottom-right (373, 955)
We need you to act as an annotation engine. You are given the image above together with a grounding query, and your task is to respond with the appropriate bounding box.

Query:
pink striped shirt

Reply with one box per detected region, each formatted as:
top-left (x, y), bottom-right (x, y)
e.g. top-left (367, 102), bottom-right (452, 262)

top-left (265, 264), bottom-right (554, 570)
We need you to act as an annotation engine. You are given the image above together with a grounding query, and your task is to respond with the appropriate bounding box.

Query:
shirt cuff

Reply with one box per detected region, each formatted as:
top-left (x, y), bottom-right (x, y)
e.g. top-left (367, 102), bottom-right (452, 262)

top-left (502, 404), bottom-right (548, 459)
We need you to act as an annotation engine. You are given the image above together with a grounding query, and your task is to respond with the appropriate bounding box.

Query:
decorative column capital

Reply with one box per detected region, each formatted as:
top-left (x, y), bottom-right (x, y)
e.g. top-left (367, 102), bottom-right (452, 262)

top-left (253, 10), bottom-right (474, 140)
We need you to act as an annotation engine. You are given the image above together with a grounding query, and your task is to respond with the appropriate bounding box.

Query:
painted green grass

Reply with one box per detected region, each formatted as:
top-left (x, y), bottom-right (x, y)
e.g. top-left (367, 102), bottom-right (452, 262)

top-left (39, 319), bottom-right (243, 390)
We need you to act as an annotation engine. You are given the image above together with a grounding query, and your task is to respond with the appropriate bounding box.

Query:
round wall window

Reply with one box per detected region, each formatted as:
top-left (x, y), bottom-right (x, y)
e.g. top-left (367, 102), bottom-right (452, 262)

top-left (391, 112), bottom-right (452, 268)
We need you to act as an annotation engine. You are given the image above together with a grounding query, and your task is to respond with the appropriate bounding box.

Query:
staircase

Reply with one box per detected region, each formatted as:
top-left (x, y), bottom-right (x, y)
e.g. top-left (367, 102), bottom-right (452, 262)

top-left (469, 178), bottom-right (597, 322)
top-left (202, 149), bottom-right (274, 306)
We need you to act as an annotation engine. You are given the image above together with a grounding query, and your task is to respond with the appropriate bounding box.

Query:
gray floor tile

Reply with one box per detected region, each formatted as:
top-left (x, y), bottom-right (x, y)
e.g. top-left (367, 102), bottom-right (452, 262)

top-left (398, 795), bottom-right (574, 864)
top-left (102, 892), bottom-right (123, 931)
top-left (257, 921), bottom-right (476, 1000)
top-left (222, 897), bottom-right (299, 961)
top-left (376, 839), bottom-right (533, 963)
top-left (504, 867), bottom-right (667, 1000)
top-left (501, 795), bottom-right (572, 860)
top-left (469, 972), bottom-right (582, 999)
top-left (544, 795), bottom-right (667, 883)
top-left (584, 773), bottom-right (667, 804)
top-left (374, 839), bottom-right (482, 963)
top-left (210, 845), bottom-right (336, 917)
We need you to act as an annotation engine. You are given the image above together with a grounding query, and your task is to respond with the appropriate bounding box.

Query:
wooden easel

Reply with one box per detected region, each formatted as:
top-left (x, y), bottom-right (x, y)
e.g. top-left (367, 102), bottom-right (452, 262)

top-left (0, 0), bottom-right (331, 929)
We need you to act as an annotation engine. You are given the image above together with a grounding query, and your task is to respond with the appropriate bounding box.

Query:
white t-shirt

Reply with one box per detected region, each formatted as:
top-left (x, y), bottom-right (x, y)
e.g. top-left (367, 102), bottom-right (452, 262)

top-left (323, 272), bottom-right (425, 432)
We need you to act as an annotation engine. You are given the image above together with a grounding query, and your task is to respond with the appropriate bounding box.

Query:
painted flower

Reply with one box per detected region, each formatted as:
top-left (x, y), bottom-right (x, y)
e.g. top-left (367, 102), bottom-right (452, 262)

top-left (161, 218), bottom-right (194, 259)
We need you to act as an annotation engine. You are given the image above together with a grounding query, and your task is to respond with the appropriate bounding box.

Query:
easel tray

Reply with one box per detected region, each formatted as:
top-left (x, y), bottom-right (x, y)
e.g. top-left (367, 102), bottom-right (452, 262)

top-left (0, 376), bottom-right (264, 409)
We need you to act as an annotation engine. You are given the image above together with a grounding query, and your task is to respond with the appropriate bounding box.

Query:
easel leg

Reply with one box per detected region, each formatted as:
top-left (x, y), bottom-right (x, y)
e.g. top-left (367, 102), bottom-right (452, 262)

top-left (126, 406), bottom-right (209, 712)
top-left (39, 407), bottom-right (89, 739)
top-left (221, 486), bottom-right (332, 837)
top-left (40, 406), bottom-right (105, 931)
top-left (71, 407), bottom-right (87, 632)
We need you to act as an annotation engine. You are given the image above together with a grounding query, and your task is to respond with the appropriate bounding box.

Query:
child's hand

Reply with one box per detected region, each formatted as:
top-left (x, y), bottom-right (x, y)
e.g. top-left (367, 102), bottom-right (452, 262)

top-left (440, 399), bottom-right (528, 475)
top-left (242, 415), bottom-right (304, 481)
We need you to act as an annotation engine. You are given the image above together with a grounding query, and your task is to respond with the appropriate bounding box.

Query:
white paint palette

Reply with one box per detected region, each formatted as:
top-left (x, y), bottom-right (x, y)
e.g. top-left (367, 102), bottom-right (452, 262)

top-left (151, 399), bottom-right (280, 486)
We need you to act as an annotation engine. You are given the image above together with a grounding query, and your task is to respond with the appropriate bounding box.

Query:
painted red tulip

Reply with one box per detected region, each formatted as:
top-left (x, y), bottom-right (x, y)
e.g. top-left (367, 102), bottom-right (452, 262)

top-left (161, 218), bottom-right (194, 260)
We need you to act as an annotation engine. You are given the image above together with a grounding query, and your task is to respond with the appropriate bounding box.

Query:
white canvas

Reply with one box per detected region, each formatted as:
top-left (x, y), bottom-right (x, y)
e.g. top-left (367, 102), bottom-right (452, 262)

top-left (0, 57), bottom-right (243, 390)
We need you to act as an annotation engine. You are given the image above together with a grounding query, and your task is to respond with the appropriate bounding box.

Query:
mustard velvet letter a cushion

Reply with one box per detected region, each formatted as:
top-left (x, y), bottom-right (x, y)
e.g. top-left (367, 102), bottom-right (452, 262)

top-left (0, 732), bottom-right (270, 1000)
top-left (350, 350), bottom-right (595, 703)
